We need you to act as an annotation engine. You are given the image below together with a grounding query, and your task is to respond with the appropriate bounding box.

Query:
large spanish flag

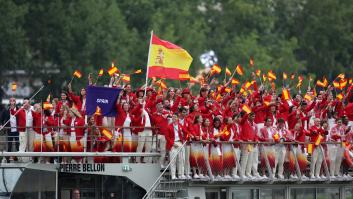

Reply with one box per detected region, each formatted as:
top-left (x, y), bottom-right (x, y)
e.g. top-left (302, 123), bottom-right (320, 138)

top-left (147, 34), bottom-right (193, 80)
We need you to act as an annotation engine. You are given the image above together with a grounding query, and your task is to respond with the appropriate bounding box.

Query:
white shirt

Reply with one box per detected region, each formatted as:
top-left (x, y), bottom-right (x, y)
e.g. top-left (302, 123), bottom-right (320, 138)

top-left (25, 109), bottom-right (33, 128)
top-left (70, 117), bottom-right (76, 132)
top-left (10, 112), bottom-right (17, 132)
top-left (173, 124), bottom-right (180, 142)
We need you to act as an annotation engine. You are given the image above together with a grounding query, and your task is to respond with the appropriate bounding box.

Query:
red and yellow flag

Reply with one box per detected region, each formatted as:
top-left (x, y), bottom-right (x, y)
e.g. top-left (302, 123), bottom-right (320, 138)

top-left (108, 66), bottom-right (118, 76)
top-left (315, 135), bottom-right (323, 146)
top-left (11, 82), bottom-right (17, 92)
top-left (255, 69), bottom-right (261, 77)
top-left (268, 71), bottom-right (276, 80)
top-left (336, 93), bottom-right (344, 101)
top-left (43, 102), bottom-right (53, 110)
top-left (211, 64), bottom-right (222, 75)
top-left (282, 88), bottom-right (290, 100)
top-left (225, 67), bottom-right (231, 76)
top-left (94, 106), bottom-right (102, 116)
top-left (283, 72), bottom-right (288, 80)
top-left (147, 34), bottom-right (193, 80)
top-left (134, 69), bottom-right (142, 74)
top-left (73, 70), bottom-right (82, 78)
top-left (101, 128), bottom-right (113, 141)
top-left (241, 104), bottom-right (252, 114)
top-left (337, 73), bottom-right (345, 79)
top-left (121, 74), bottom-right (131, 83)
top-left (98, 69), bottom-right (104, 77)
top-left (231, 78), bottom-right (239, 85)
top-left (249, 56), bottom-right (254, 67)
top-left (236, 64), bottom-right (244, 76)
top-left (316, 80), bottom-right (326, 88)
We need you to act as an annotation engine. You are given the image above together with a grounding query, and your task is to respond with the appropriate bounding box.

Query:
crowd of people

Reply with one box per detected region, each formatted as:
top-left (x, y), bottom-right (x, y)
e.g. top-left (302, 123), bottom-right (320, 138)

top-left (1, 72), bottom-right (353, 181)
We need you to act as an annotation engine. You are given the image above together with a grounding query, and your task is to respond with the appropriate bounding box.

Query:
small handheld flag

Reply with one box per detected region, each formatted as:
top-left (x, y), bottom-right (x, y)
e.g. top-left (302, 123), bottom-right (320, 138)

top-left (236, 64), bottom-right (244, 76)
top-left (73, 70), bottom-right (82, 78)
top-left (11, 82), bottom-right (17, 92)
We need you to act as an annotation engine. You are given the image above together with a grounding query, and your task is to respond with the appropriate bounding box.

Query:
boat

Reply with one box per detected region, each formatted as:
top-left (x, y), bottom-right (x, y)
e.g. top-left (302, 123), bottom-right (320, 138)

top-left (1, 134), bottom-right (353, 199)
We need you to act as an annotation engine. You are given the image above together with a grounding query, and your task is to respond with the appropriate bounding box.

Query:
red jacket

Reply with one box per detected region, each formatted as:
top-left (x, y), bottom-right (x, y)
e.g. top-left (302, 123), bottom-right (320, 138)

top-left (11, 108), bottom-right (36, 132)
top-left (259, 126), bottom-right (276, 142)
top-left (253, 105), bottom-right (267, 124)
top-left (43, 116), bottom-right (55, 135)
top-left (307, 125), bottom-right (328, 143)
top-left (68, 91), bottom-right (86, 115)
top-left (240, 114), bottom-right (258, 141)
top-left (166, 123), bottom-right (184, 151)
top-left (150, 112), bottom-right (169, 135)
top-left (64, 117), bottom-right (85, 141)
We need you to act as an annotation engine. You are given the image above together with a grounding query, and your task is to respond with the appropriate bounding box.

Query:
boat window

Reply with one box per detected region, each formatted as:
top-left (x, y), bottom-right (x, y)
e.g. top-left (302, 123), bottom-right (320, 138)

top-left (10, 169), bottom-right (56, 199)
top-left (260, 188), bottom-right (285, 199)
top-left (290, 188), bottom-right (315, 199)
top-left (346, 188), bottom-right (353, 199)
top-left (316, 188), bottom-right (339, 199)
top-left (231, 189), bottom-right (258, 199)
top-left (206, 192), bottom-right (218, 199)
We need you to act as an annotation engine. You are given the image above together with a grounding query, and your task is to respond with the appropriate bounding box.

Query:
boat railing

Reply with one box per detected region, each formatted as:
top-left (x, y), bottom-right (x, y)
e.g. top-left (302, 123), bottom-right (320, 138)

top-left (142, 141), bottom-right (187, 199)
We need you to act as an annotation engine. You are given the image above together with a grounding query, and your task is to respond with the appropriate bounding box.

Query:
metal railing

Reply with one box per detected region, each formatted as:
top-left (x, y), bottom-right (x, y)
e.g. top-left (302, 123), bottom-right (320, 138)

top-left (143, 141), bottom-right (187, 199)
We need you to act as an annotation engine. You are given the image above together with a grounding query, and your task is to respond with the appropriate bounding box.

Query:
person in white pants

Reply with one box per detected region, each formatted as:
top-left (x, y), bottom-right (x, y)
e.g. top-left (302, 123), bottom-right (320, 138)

top-left (328, 118), bottom-right (346, 177)
top-left (166, 114), bottom-right (185, 179)
top-left (309, 118), bottom-right (327, 178)
top-left (274, 119), bottom-right (288, 179)
top-left (136, 109), bottom-right (153, 163)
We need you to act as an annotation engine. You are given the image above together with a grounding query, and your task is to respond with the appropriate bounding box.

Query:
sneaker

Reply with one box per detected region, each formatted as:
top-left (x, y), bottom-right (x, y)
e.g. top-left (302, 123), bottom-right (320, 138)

top-left (315, 175), bottom-right (320, 179)
top-left (172, 175), bottom-right (177, 180)
top-left (320, 175), bottom-right (326, 179)
top-left (232, 174), bottom-right (240, 179)
top-left (216, 175), bottom-right (222, 180)
top-left (1, 158), bottom-right (7, 164)
top-left (310, 174), bottom-right (315, 179)
top-left (186, 175), bottom-right (192, 179)
top-left (224, 175), bottom-right (231, 179)
top-left (301, 175), bottom-right (308, 180)
top-left (193, 174), bottom-right (200, 179)
top-left (179, 175), bottom-right (187, 179)
top-left (199, 174), bottom-right (205, 178)
top-left (278, 175), bottom-right (284, 179)
top-left (245, 174), bottom-right (253, 179)
top-left (254, 174), bottom-right (261, 179)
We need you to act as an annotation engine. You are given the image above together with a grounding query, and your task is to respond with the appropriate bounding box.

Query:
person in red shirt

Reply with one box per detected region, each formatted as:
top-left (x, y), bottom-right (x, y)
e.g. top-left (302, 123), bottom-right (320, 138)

top-left (150, 101), bottom-right (169, 168)
top-left (64, 108), bottom-right (85, 163)
top-left (221, 117), bottom-right (237, 179)
top-left (328, 118), bottom-right (346, 177)
top-left (209, 116), bottom-right (223, 179)
top-left (67, 83), bottom-right (86, 116)
top-left (166, 113), bottom-right (186, 180)
top-left (239, 112), bottom-right (260, 179)
top-left (259, 117), bottom-right (276, 177)
top-left (307, 118), bottom-right (328, 178)
top-left (274, 118), bottom-right (289, 179)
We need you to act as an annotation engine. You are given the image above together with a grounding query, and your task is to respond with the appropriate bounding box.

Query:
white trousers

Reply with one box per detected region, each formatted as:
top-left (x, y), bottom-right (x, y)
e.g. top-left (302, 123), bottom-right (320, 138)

top-left (157, 135), bottom-right (166, 166)
top-left (184, 145), bottom-right (191, 176)
top-left (27, 129), bottom-right (35, 152)
top-left (328, 144), bottom-right (344, 176)
top-left (19, 131), bottom-right (27, 152)
top-left (240, 144), bottom-right (259, 176)
top-left (232, 147), bottom-right (241, 176)
top-left (274, 145), bottom-right (286, 176)
top-left (136, 129), bottom-right (153, 163)
top-left (170, 142), bottom-right (185, 177)
top-left (310, 146), bottom-right (323, 177)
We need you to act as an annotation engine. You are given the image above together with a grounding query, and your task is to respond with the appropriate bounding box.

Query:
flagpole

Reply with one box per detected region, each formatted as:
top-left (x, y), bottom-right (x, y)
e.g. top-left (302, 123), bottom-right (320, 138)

top-left (144, 30), bottom-right (154, 102)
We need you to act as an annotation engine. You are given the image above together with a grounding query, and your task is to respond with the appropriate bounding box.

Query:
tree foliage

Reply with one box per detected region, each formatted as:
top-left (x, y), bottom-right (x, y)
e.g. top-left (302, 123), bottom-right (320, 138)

top-left (0, 0), bottom-right (353, 96)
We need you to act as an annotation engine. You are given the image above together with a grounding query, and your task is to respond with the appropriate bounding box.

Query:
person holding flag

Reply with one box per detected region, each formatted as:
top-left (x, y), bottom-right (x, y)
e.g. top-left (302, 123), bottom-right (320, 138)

top-left (307, 118), bottom-right (328, 178)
